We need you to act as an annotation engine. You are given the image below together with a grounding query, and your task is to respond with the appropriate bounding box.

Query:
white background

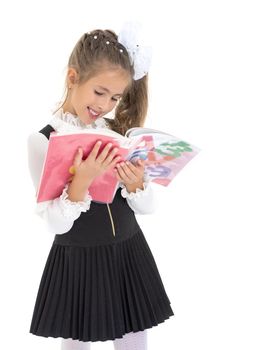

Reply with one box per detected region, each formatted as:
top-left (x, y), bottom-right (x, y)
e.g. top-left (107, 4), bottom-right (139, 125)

top-left (0, 0), bottom-right (262, 349)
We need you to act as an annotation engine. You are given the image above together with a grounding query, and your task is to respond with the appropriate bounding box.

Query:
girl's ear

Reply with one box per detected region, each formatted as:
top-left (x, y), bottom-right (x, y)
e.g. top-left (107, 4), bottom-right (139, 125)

top-left (67, 68), bottom-right (78, 87)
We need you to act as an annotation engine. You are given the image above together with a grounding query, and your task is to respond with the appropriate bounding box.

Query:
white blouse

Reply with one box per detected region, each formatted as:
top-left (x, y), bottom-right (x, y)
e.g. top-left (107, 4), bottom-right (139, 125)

top-left (27, 108), bottom-right (155, 235)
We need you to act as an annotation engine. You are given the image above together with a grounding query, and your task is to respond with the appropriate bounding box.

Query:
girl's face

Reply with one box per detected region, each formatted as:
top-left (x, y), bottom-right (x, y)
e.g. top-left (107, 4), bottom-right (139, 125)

top-left (63, 68), bottom-right (130, 125)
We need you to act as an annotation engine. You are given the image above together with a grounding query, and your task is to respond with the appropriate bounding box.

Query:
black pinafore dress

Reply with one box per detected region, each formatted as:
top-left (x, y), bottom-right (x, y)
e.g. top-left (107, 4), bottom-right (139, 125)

top-left (29, 124), bottom-right (174, 342)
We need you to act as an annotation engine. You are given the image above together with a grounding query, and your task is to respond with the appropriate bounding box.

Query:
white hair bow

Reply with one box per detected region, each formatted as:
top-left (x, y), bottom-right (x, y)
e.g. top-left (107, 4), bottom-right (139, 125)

top-left (118, 22), bottom-right (152, 80)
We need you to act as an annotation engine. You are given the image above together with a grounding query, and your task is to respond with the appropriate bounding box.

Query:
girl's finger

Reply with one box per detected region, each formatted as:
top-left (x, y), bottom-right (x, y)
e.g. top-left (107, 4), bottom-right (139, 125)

top-left (125, 161), bottom-right (143, 178)
top-left (116, 164), bottom-right (133, 184)
top-left (125, 160), bottom-right (137, 171)
top-left (102, 147), bottom-right (119, 166)
top-left (123, 164), bottom-right (138, 181)
top-left (96, 142), bottom-right (114, 163)
top-left (113, 168), bottom-right (122, 182)
top-left (86, 141), bottom-right (102, 161)
top-left (107, 156), bottom-right (121, 170)
top-left (73, 147), bottom-right (83, 167)
top-left (137, 159), bottom-right (145, 167)
top-left (118, 163), bottom-right (137, 183)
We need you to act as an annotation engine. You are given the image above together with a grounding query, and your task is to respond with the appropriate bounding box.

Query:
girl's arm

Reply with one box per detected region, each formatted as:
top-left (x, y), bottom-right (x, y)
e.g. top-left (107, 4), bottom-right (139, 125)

top-left (27, 132), bottom-right (92, 235)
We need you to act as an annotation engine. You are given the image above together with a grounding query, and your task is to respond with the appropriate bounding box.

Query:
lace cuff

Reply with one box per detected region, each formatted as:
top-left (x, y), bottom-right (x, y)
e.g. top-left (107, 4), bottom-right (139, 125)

top-left (120, 173), bottom-right (152, 200)
top-left (59, 183), bottom-right (92, 219)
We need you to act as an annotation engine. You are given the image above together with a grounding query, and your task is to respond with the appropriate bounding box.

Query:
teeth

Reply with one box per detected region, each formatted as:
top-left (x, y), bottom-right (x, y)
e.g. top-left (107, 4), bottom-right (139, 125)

top-left (89, 107), bottom-right (99, 116)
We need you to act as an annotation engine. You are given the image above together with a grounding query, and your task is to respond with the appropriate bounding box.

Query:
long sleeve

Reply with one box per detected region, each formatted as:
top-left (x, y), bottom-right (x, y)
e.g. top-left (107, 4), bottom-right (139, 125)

top-left (120, 174), bottom-right (155, 214)
top-left (27, 132), bottom-right (92, 235)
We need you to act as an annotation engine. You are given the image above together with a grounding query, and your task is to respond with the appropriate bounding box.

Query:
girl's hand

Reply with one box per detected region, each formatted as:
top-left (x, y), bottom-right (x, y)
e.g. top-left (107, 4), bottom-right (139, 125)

top-left (71, 141), bottom-right (121, 186)
top-left (114, 159), bottom-right (145, 193)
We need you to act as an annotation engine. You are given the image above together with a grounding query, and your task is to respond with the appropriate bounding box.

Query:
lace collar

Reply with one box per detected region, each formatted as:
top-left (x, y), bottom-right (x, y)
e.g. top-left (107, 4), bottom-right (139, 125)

top-left (49, 107), bottom-right (109, 132)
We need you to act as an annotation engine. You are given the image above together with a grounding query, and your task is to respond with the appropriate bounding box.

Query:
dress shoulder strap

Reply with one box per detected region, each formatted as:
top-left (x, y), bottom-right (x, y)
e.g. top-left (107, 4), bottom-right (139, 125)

top-left (39, 124), bottom-right (55, 140)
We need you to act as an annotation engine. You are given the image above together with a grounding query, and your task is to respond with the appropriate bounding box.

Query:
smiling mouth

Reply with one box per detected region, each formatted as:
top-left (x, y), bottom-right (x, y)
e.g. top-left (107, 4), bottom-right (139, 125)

top-left (87, 107), bottom-right (101, 119)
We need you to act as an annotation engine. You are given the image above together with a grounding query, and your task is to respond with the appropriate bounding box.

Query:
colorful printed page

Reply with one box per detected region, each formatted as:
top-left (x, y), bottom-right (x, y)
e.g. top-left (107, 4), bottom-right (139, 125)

top-left (127, 128), bottom-right (200, 186)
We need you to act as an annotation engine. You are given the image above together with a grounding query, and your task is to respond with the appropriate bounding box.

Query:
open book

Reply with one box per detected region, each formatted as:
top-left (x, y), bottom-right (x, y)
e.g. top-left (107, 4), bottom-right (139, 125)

top-left (36, 126), bottom-right (200, 204)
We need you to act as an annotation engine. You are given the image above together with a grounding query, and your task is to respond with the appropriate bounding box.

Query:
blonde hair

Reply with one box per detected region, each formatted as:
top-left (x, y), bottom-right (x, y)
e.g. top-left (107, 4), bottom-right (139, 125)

top-left (55, 29), bottom-right (149, 135)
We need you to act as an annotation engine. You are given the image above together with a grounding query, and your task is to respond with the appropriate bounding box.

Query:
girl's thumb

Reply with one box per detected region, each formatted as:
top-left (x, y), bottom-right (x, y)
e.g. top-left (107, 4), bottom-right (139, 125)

top-left (138, 159), bottom-right (145, 167)
top-left (69, 148), bottom-right (83, 175)
top-left (74, 147), bottom-right (83, 166)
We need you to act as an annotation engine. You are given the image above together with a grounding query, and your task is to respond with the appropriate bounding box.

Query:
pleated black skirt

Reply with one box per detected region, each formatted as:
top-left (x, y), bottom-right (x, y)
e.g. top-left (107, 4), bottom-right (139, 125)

top-left (29, 189), bottom-right (174, 342)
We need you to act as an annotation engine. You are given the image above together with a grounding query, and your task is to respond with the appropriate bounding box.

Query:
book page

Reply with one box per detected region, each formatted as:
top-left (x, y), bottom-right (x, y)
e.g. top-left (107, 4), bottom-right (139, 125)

top-left (125, 127), bottom-right (176, 138)
top-left (127, 131), bottom-right (200, 186)
top-left (51, 128), bottom-right (136, 148)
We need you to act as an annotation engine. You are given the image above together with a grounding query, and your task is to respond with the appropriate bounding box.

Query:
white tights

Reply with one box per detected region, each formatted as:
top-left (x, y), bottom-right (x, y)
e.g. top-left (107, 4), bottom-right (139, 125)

top-left (61, 330), bottom-right (147, 350)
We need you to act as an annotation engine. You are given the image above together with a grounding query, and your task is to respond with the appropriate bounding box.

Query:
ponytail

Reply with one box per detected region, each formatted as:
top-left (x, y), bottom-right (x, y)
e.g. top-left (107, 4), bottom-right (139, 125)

top-left (106, 75), bottom-right (148, 135)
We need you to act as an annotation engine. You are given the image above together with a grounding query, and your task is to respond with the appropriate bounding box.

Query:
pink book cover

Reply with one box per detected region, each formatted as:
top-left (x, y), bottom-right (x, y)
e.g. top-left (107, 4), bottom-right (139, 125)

top-left (36, 131), bottom-right (132, 204)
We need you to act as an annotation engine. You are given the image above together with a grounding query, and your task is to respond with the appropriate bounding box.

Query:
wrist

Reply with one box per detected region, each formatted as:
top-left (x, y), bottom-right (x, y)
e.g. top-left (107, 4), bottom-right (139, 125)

top-left (67, 176), bottom-right (93, 202)
top-left (125, 180), bottom-right (144, 193)
top-left (72, 173), bottom-right (94, 188)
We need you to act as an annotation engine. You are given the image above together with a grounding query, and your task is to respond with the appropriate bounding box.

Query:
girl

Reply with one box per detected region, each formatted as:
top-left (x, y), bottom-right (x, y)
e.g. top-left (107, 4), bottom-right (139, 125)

top-left (27, 23), bottom-right (174, 350)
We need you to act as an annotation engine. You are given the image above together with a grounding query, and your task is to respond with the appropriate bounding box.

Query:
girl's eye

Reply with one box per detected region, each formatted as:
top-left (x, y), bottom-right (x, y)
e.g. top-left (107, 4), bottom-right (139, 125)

top-left (95, 90), bottom-right (119, 102)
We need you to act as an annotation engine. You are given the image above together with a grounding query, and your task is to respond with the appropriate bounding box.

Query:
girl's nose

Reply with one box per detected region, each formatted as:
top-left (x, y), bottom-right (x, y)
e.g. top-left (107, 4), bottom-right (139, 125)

top-left (98, 98), bottom-right (112, 112)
